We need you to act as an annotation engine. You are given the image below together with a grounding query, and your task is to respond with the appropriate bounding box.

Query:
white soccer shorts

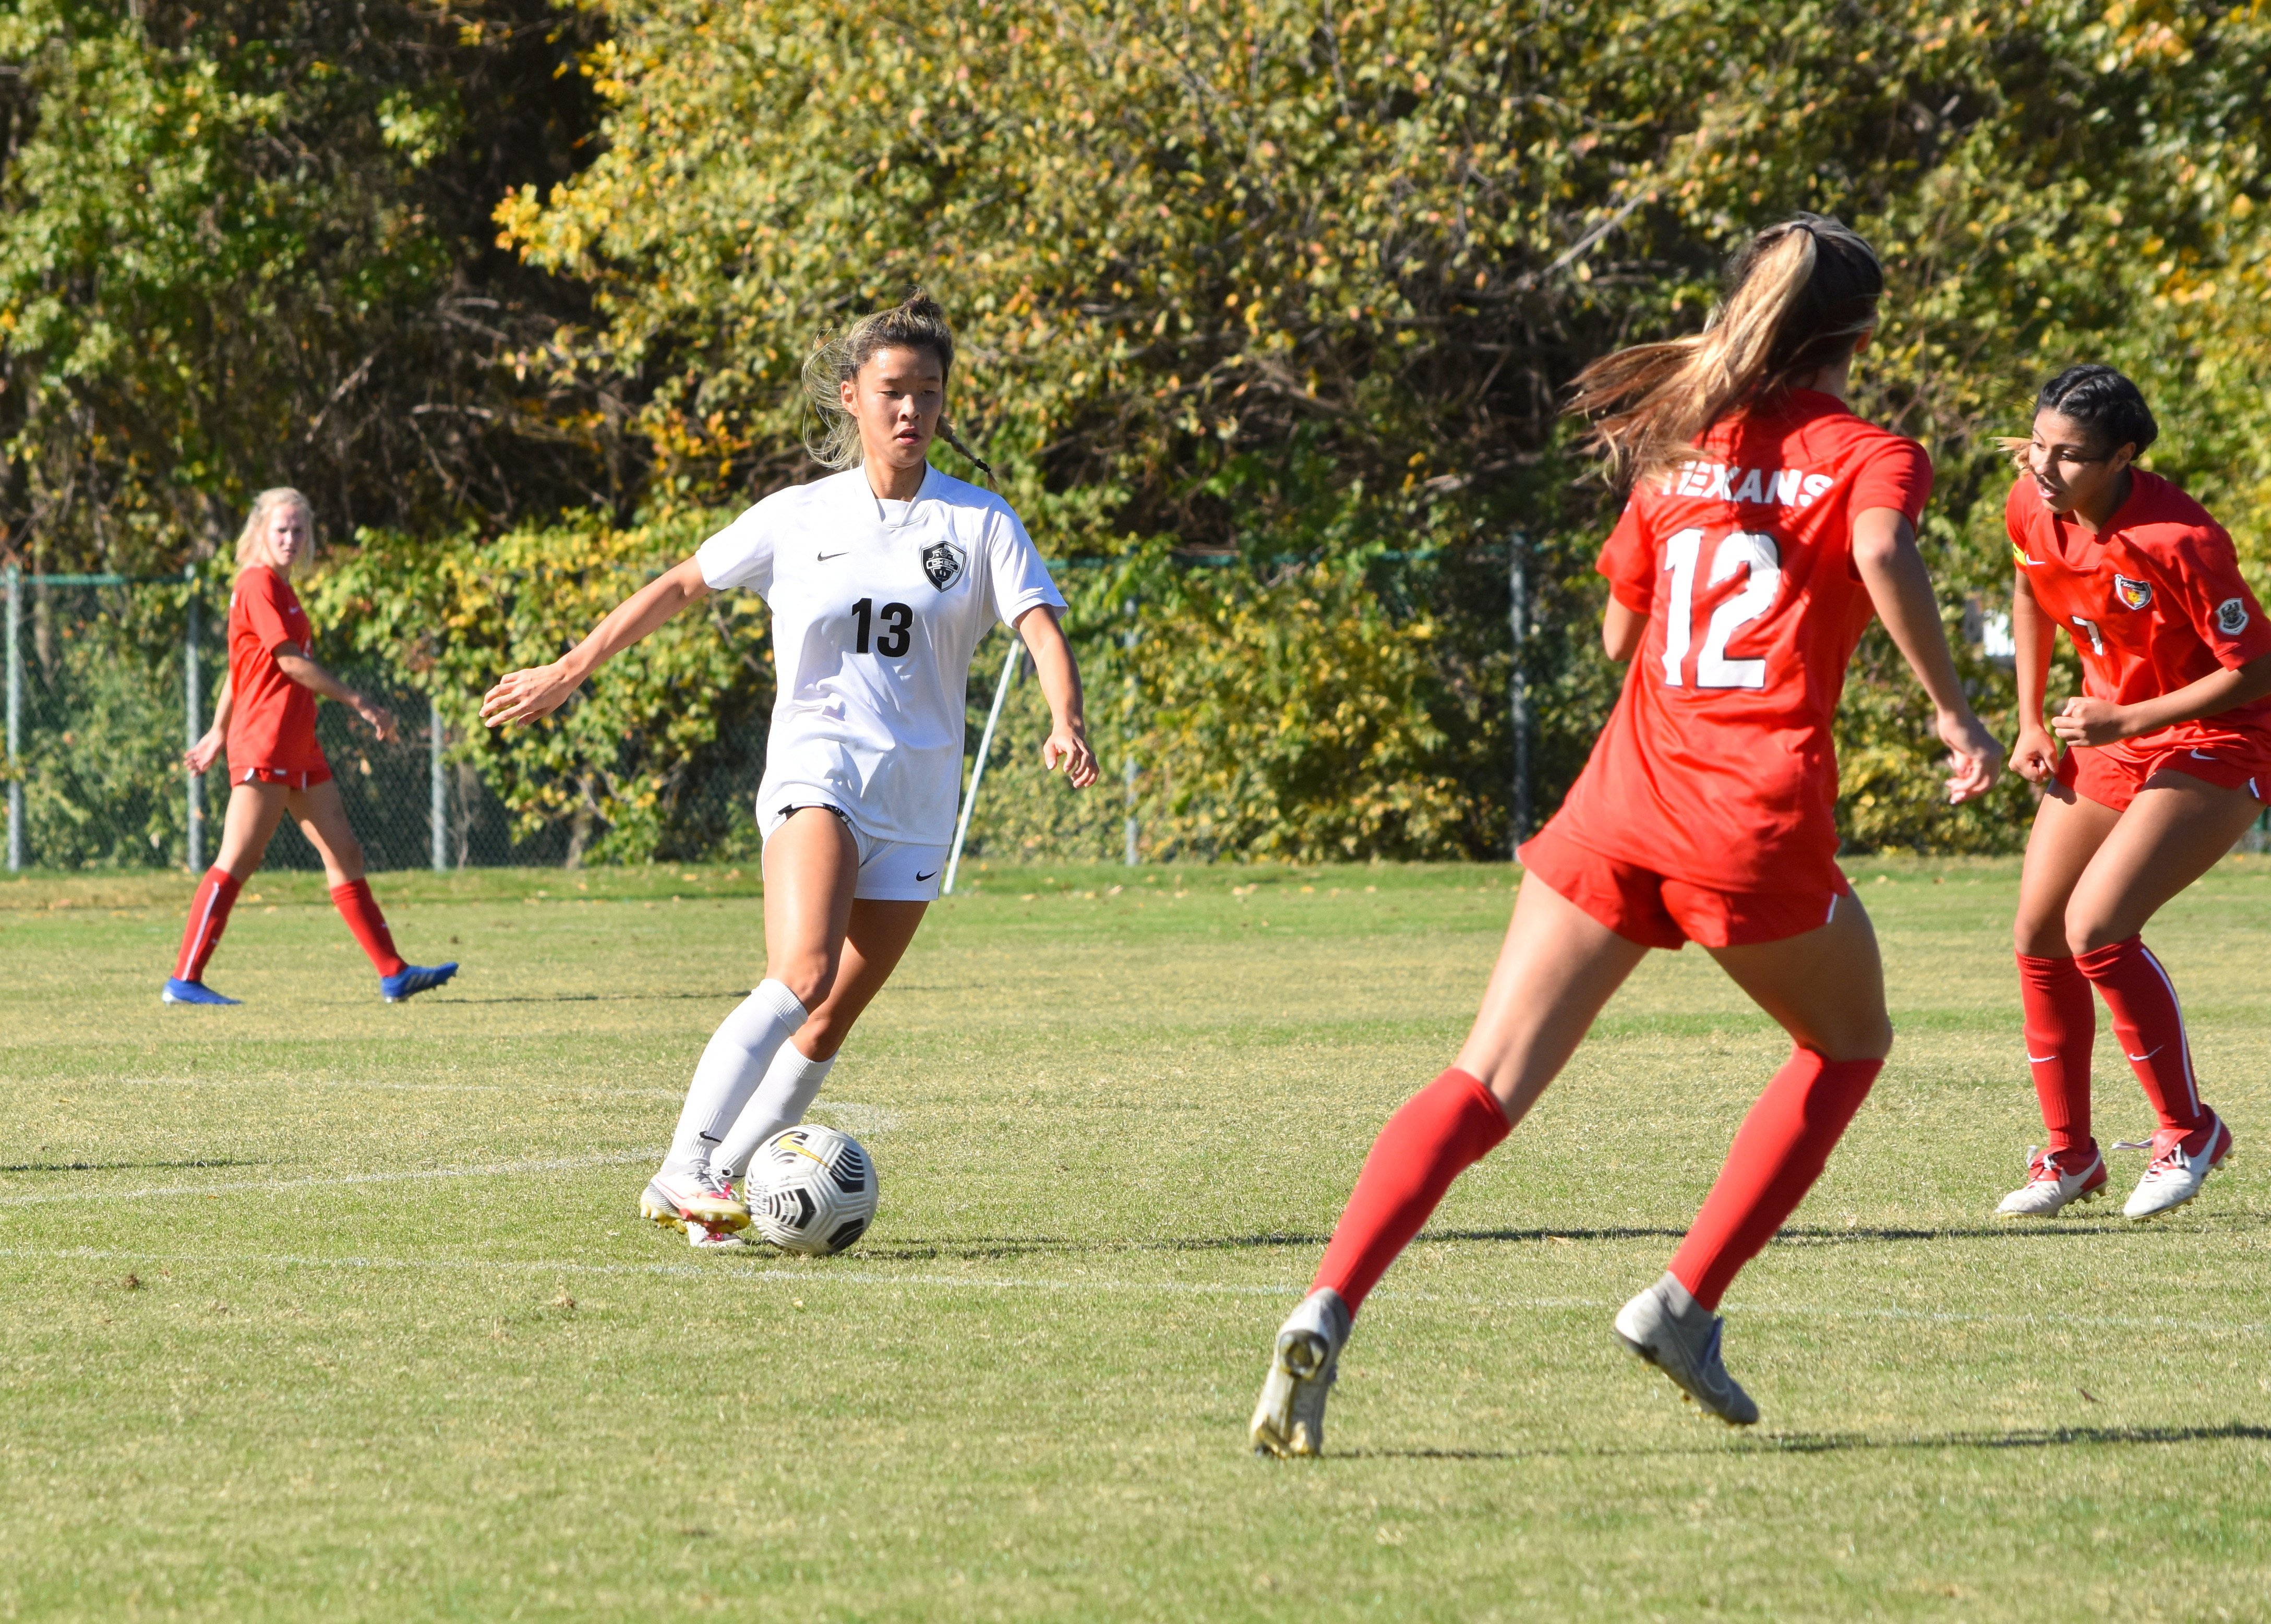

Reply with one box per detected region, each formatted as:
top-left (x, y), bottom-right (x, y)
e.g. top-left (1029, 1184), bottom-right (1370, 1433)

top-left (758, 793), bottom-right (947, 903)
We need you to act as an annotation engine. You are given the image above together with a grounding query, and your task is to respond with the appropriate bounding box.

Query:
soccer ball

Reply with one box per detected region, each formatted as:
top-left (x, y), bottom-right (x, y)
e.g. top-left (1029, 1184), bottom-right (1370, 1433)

top-left (743, 1124), bottom-right (878, 1256)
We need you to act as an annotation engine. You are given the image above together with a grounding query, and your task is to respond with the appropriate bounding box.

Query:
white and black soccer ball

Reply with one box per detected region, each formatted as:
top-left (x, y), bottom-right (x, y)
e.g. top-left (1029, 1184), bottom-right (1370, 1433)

top-left (744, 1124), bottom-right (878, 1256)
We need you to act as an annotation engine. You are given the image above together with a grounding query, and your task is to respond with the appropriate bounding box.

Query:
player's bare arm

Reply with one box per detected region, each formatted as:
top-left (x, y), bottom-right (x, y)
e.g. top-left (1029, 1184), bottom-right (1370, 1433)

top-left (480, 556), bottom-right (712, 728)
top-left (1851, 506), bottom-right (2002, 802)
top-left (1601, 597), bottom-right (1645, 662)
top-left (2051, 651), bottom-right (2271, 748)
top-left (184, 672), bottom-right (235, 774)
top-left (2009, 571), bottom-right (2062, 784)
top-left (274, 647), bottom-right (396, 742)
top-left (1014, 604), bottom-right (1098, 788)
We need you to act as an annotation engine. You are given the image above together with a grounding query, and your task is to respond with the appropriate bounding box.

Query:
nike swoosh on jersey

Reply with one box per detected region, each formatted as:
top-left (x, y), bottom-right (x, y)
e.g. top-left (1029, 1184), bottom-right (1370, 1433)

top-left (817, 549), bottom-right (849, 561)
top-left (915, 869), bottom-right (939, 882)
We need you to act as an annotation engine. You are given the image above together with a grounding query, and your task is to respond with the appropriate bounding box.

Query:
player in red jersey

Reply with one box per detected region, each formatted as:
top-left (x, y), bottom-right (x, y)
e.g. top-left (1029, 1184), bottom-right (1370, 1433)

top-left (163, 489), bottom-right (458, 1006)
top-left (1249, 216), bottom-right (2002, 1453)
top-left (1995, 365), bottom-right (2269, 1222)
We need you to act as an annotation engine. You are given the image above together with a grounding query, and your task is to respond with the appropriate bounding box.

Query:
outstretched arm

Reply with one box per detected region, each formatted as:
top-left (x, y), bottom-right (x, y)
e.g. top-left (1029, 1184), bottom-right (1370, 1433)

top-left (480, 556), bottom-right (711, 728)
top-left (1852, 507), bottom-right (2003, 804)
top-left (1014, 605), bottom-right (1099, 788)
top-left (275, 649), bottom-right (397, 742)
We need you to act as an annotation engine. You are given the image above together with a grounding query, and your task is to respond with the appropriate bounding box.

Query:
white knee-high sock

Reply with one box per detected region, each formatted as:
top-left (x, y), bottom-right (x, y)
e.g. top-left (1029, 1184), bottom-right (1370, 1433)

top-left (716, 1043), bottom-right (836, 1179)
top-left (662, 980), bottom-right (808, 1175)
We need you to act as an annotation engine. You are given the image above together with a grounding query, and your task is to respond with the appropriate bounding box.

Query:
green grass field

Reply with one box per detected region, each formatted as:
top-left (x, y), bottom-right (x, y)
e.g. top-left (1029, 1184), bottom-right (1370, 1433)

top-left (3, 857), bottom-right (2268, 1621)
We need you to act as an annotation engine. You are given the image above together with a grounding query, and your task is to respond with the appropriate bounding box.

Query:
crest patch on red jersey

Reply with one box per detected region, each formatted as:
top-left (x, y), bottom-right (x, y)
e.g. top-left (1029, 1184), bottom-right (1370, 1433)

top-left (2113, 574), bottom-right (2153, 610)
top-left (2217, 596), bottom-right (2251, 636)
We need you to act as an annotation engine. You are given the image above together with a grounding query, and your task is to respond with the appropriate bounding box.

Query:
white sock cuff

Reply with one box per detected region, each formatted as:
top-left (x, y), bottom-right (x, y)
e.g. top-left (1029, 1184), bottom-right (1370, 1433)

top-left (751, 978), bottom-right (809, 1031)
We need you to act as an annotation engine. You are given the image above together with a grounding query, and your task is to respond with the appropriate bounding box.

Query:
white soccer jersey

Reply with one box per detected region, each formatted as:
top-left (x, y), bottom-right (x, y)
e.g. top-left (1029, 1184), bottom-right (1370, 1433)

top-left (695, 464), bottom-right (1066, 844)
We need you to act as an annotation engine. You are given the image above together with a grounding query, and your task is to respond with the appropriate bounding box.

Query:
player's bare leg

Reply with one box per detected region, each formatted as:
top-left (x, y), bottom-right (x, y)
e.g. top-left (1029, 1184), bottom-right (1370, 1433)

top-left (214, 779), bottom-right (293, 877)
top-left (1253, 876), bottom-right (1644, 1458)
top-left (2057, 774), bottom-right (2257, 1218)
top-left (164, 781), bottom-right (293, 1004)
top-left (1614, 897), bottom-right (1892, 1426)
top-left (712, 899), bottom-right (927, 1186)
top-left (652, 809), bottom-right (858, 1236)
top-left (2000, 785), bottom-right (2124, 1212)
top-left (288, 778), bottom-right (456, 1001)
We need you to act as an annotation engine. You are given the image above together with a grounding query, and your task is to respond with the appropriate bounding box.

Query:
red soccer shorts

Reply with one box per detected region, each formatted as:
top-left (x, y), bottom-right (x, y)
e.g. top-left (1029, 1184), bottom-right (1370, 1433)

top-left (233, 762), bottom-right (333, 790)
top-left (2054, 734), bottom-right (2271, 813)
top-left (1518, 819), bottom-right (1849, 951)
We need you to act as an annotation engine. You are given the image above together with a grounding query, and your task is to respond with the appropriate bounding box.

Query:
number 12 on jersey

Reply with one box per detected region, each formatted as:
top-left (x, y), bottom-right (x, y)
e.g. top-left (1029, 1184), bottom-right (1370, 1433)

top-left (1659, 527), bottom-right (1782, 690)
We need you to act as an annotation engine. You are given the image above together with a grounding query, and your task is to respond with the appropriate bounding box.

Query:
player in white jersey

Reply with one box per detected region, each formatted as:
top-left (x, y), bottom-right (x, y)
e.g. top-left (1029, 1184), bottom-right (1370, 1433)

top-left (481, 294), bottom-right (1098, 1244)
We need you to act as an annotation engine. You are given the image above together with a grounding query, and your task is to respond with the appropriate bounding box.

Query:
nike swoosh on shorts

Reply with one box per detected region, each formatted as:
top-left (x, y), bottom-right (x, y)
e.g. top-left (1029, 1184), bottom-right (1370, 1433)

top-left (916, 869), bottom-right (939, 882)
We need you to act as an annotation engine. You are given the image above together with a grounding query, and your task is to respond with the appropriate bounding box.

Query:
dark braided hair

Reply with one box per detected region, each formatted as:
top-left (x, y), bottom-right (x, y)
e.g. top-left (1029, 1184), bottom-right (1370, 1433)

top-left (801, 292), bottom-right (993, 477)
top-left (2035, 364), bottom-right (2158, 458)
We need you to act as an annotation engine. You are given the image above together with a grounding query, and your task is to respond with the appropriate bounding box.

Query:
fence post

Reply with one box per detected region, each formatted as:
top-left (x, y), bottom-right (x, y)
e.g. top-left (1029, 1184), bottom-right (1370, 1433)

top-left (1508, 530), bottom-right (1531, 856)
top-left (5, 563), bottom-right (21, 873)
top-left (1122, 596), bottom-right (1139, 867)
top-left (184, 577), bottom-right (203, 873)
top-left (429, 693), bottom-right (447, 873)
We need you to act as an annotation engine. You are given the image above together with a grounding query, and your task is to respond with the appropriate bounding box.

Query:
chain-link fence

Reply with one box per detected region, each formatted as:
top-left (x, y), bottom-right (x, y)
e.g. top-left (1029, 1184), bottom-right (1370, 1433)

top-left (1, 567), bottom-right (786, 874)
top-left (5, 569), bottom-right (1155, 876)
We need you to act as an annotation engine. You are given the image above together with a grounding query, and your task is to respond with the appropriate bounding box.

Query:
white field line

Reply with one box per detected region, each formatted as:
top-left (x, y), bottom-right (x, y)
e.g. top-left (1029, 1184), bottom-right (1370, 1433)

top-left (0, 1244), bottom-right (2262, 1337)
top-left (0, 1151), bottom-right (654, 1209)
top-left (99, 1077), bottom-right (682, 1099)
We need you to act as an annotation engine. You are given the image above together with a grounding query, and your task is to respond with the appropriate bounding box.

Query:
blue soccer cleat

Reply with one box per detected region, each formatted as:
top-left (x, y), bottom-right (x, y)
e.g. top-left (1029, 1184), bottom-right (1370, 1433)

top-left (161, 978), bottom-right (241, 1006)
top-left (380, 963), bottom-right (459, 1003)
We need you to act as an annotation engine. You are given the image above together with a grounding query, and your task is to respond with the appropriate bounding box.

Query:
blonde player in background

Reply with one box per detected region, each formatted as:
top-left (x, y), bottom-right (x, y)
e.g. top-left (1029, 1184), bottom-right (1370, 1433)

top-left (482, 294), bottom-right (1097, 1246)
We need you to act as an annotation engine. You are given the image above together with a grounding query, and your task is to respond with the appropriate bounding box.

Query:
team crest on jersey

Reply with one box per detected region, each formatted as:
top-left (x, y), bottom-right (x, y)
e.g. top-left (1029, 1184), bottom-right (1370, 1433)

top-left (2112, 574), bottom-right (2153, 610)
top-left (921, 540), bottom-right (966, 593)
top-left (2218, 596), bottom-right (2251, 635)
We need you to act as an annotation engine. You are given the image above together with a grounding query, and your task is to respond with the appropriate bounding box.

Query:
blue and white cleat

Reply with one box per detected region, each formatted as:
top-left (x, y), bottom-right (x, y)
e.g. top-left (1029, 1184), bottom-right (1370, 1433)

top-left (380, 963), bottom-right (459, 1003)
top-left (161, 978), bottom-right (241, 1006)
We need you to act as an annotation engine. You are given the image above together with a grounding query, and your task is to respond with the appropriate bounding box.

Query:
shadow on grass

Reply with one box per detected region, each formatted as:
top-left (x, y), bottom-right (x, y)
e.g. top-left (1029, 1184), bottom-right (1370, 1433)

top-left (852, 1220), bottom-right (2154, 1262)
top-left (1336, 1423), bottom-right (2271, 1463)
top-left (1761, 1423), bottom-right (2271, 1453)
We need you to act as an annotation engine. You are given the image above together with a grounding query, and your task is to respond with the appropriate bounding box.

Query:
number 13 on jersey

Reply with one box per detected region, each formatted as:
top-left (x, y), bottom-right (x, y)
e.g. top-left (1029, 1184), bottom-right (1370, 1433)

top-left (1659, 526), bottom-right (1782, 690)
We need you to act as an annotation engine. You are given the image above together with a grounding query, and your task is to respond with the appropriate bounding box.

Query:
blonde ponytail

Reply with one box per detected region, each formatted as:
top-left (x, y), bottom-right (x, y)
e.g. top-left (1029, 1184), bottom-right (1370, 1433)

top-left (1568, 215), bottom-right (1883, 486)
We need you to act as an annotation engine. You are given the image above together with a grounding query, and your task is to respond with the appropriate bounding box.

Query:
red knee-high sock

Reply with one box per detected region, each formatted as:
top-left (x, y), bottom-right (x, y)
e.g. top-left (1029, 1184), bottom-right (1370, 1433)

top-left (2073, 935), bottom-right (2205, 1135)
top-left (2017, 953), bottom-right (2096, 1164)
top-left (329, 879), bottom-right (407, 977)
top-left (172, 869), bottom-right (243, 982)
top-left (1668, 1050), bottom-right (1882, 1311)
top-left (1311, 1068), bottom-right (1510, 1316)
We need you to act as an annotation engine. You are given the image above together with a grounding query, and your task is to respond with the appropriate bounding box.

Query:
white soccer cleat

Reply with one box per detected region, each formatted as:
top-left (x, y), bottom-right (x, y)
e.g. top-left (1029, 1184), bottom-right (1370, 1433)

top-left (1614, 1272), bottom-right (1759, 1426)
top-left (2119, 1112), bottom-right (2234, 1222)
top-left (687, 1220), bottom-right (750, 1251)
top-left (638, 1166), bottom-right (750, 1234)
top-left (1249, 1288), bottom-right (1351, 1458)
top-left (1996, 1145), bottom-right (2109, 1217)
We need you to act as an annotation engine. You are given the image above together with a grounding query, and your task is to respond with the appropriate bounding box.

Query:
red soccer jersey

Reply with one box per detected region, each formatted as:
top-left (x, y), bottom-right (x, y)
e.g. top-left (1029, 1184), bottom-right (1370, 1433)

top-left (2006, 470), bottom-right (2271, 763)
top-left (225, 567), bottom-right (325, 776)
top-left (1549, 390), bottom-right (1933, 893)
